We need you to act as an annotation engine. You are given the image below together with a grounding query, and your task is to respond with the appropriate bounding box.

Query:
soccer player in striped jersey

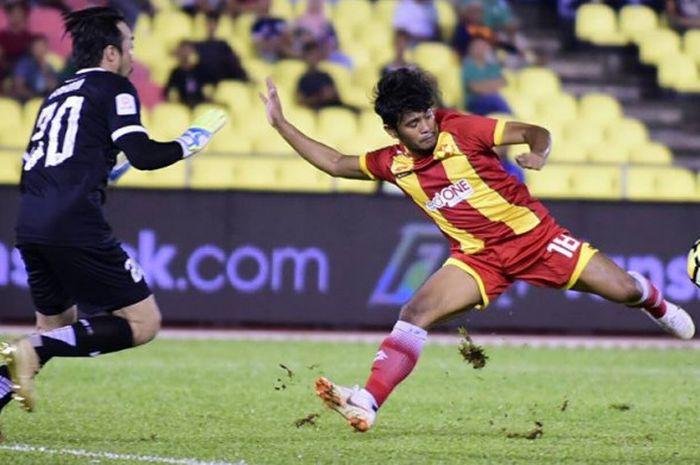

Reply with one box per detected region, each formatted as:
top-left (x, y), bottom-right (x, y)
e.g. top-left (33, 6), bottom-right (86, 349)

top-left (0, 7), bottom-right (226, 416)
top-left (260, 67), bottom-right (695, 432)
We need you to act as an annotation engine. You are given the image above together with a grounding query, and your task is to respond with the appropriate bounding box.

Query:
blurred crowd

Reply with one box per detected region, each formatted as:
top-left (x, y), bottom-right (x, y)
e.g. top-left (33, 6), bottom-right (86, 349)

top-left (1, 0), bottom-right (698, 110)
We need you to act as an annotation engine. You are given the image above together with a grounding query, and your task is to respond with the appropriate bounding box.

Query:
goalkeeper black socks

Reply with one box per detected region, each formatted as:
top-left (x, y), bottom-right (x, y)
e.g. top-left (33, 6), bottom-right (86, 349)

top-left (0, 365), bottom-right (12, 411)
top-left (30, 315), bottom-right (134, 366)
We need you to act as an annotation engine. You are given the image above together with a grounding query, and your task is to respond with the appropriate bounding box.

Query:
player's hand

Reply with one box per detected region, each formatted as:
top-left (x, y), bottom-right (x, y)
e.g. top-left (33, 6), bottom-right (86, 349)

top-left (177, 109), bottom-right (228, 158)
top-left (259, 77), bottom-right (286, 129)
top-left (108, 151), bottom-right (130, 185)
top-left (514, 152), bottom-right (547, 170)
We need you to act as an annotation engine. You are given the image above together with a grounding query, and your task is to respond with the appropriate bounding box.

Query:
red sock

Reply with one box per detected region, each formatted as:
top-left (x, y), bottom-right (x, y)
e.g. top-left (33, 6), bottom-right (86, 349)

top-left (364, 321), bottom-right (427, 408)
top-left (628, 272), bottom-right (667, 318)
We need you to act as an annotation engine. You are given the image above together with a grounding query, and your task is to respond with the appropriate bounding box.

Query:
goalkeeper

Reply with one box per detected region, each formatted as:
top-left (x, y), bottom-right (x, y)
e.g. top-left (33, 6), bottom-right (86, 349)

top-left (0, 7), bottom-right (226, 416)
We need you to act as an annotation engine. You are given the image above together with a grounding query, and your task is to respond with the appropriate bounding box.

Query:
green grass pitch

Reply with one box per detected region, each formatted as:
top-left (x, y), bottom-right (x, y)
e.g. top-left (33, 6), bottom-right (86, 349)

top-left (0, 338), bottom-right (698, 465)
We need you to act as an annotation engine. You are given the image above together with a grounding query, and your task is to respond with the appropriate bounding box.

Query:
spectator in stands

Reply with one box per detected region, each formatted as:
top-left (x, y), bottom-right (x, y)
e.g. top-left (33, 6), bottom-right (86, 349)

top-left (164, 40), bottom-right (207, 107)
top-left (393, 0), bottom-right (440, 45)
top-left (452, 1), bottom-right (498, 58)
top-left (461, 37), bottom-right (511, 115)
top-left (0, 2), bottom-right (34, 71)
top-left (221, 0), bottom-right (262, 18)
top-left (456, 0), bottom-right (532, 67)
top-left (251, 0), bottom-right (293, 63)
top-left (296, 40), bottom-right (343, 110)
top-left (12, 34), bottom-right (57, 101)
top-left (196, 12), bottom-right (249, 84)
top-left (293, 0), bottom-right (353, 68)
top-left (180, 0), bottom-right (223, 15)
top-left (666, 0), bottom-right (700, 30)
top-left (381, 29), bottom-right (411, 76)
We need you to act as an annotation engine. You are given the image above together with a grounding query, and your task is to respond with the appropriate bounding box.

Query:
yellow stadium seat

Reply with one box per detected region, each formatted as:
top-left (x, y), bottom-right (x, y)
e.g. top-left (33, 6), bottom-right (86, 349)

top-left (657, 54), bottom-right (700, 92)
top-left (684, 29), bottom-right (700, 64)
top-left (151, 11), bottom-right (193, 50)
top-left (332, 0), bottom-right (373, 26)
top-left (628, 142), bottom-right (673, 165)
top-left (563, 120), bottom-right (605, 150)
top-left (570, 166), bottom-right (622, 200)
top-left (285, 106), bottom-right (317, 135)
top-left (270, 59), bottom-right (307, 90)
top-left (213, 80), bottom-right (253, 114)
top-left (619, 5), bottom-right (658, 43)
top-left (586, 141), bottom-right (630, 164)
top-left (374, 0), bottom-right (398, 25)
top-left (605, 118), bottom-right (649, 150)
top-left (133, 34), bottom-right (168, 69)
top-left (276, 158), bottom-right (333, 192)
top-left (242, 59), bottom-right (273, 85)
top-left (24, 98), bottom-right (43, 128)
top-left (230, 157), bottom-right (280, 191)
top-left (333, 177), bottom-right (379, 193)
top-left (501, 89), bottom-right (537, 120)
top-left (536, 93), bottom-right (578, 125)
top-left (0, 123), bottom-right (32, 149)
top-left (639, 29), bottom-right (681, 65)
top-left (190, 156), bottom-right (237, 189)
top-left (627, 166), bottom-right (696, 201)
top-left (517, 67), bottom-right (561, 103)
top-left (252, 132), bottom-right (296, 156)
top-left (436, 0), bottom-right (458, 41)
top-left (272, 0), bottom-right (296, 19)
top-left (412, 42), bottom-right (458, 76)
top-left (524, 164), bottom-right (575, 199)
top-left (116, 161), bottom-right (186, 189)
top-left (317, 107), bottom-right (359, 145)
top-left (578, 93), bottom-right (622, 127)
top-left (149, 103), bottom-right (191, 140)
top-left (548, 142), bottom-right (587, 163)
top-left (0, 97), bottom-right (23, 132)
top-left (575, 3), bottom-right (627, 46)
top-left (205, 127), bottom-right (253, 155)
top-left (0, 149), bottom-right (22, 184)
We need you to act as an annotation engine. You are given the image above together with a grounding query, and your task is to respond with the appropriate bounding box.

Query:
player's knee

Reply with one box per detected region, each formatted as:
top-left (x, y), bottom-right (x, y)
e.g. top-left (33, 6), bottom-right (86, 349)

top-left (399, 300), bottom-right (430, 327)
top-left (128, 306), bottom-right (162, 346)
top-left (616, 274), bottom-right (643, 304)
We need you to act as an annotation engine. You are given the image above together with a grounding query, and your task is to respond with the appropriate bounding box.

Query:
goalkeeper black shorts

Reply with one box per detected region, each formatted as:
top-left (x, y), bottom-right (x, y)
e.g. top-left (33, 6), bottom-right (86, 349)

top-left (17, 243), bottom-right (152, 316)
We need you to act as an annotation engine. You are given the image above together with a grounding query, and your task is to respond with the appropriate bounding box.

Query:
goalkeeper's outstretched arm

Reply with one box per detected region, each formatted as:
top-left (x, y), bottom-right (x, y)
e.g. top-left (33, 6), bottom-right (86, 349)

top-left (113, 109), bottom-right (228, 171)
top-left (260, 78), bottom-right (370, 180)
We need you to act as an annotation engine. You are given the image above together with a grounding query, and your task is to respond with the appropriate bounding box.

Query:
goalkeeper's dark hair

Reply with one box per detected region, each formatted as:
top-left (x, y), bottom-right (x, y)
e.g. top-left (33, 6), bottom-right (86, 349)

top-left (63, 7), bottom-right (126, 69)
top-left (373, 66), bottom-right (440, 129)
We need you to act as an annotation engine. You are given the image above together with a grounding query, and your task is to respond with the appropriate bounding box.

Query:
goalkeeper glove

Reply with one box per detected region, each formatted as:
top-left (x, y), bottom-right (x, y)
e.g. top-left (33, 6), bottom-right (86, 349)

top-left (176, 109), bottom-right (228, 158)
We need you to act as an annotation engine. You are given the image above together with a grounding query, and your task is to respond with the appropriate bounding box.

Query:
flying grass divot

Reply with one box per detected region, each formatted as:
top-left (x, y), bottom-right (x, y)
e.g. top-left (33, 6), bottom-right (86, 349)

top-left (457, 326), bottom-right (489, 369)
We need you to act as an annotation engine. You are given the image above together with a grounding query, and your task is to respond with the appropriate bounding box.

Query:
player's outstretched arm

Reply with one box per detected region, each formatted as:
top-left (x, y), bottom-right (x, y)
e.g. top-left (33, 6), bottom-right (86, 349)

top-left (114, 109), bottom-right (228, 172)
top-left (259, 77), bottom-right (370, 180)
top-left (500, 121), bottom-right (551, 171)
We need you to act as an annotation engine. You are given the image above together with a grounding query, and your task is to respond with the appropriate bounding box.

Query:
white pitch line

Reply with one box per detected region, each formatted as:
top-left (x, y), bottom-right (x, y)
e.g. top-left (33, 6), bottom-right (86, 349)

top-left (0, 444), bottom-right (249, 465)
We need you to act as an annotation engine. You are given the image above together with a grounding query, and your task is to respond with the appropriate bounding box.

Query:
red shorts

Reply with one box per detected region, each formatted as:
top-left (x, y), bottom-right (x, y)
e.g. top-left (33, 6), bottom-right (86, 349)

top-left (445, 218), bottom-right (598, 308)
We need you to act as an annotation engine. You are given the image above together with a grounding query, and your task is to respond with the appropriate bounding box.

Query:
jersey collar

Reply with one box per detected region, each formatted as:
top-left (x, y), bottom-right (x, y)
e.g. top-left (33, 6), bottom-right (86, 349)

top-left (76, 67), bottom-right (110, 74)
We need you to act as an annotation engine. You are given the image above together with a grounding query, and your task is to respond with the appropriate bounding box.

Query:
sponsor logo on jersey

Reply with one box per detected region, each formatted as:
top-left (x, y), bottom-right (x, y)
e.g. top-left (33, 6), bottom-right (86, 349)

top-left (425, 179), bottom-right (474, 211)
top-left (115, 93), bottom-right (137, 116)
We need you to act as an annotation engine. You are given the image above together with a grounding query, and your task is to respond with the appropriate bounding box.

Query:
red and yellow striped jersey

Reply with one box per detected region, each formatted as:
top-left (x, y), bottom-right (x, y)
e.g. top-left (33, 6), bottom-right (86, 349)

top-left (359, 109), bottom-right (551, 254)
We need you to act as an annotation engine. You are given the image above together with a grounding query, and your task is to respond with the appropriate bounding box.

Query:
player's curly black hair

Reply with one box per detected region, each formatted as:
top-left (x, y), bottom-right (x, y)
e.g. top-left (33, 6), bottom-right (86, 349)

top-left (63, 7), bottom-right (126, 69)
top-left (373, 67), bottom-right (441, 129)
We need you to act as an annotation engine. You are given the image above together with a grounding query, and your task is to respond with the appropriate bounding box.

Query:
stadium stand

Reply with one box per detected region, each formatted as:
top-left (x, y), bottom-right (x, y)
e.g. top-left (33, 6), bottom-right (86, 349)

top-left (0, 0), bottom-right (697, 202)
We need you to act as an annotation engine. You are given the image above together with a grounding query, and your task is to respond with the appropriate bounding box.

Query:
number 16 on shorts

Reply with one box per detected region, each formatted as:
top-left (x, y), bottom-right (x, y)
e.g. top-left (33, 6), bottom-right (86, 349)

top-left (547, 234), bottom-right (581, 259)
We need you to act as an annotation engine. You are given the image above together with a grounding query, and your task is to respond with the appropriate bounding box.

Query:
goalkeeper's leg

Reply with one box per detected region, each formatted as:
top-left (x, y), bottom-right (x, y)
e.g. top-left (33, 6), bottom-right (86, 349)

top-left (2, 297), bottom-right (161, 412)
